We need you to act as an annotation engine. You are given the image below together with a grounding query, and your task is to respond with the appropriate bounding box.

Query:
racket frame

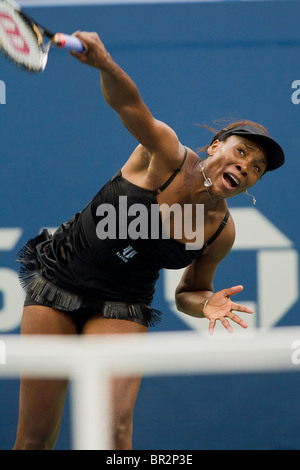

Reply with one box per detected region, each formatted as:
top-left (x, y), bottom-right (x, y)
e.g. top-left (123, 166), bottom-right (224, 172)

top-left (0, 0), bottom-right (83, 72)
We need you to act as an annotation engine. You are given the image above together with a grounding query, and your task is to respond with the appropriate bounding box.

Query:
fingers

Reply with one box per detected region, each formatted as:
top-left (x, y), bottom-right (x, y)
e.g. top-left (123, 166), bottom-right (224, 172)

top-left (231, 303), bottom-right (254, 314)
top-left (69, 31), bottom-right (105, 65)
top-left (209, 316), bottom-right (233, 335)
top-left (207, 286), bottom-right (253, 335)
top-left (71, 31), bottom-right (88, 54)
top-left (227, 311), bottom-right (248, 329)
top-left (71, 31), bottom-right (103, 51)
top-left (69, 33), bottom-right (88, 62)
top-left (220, 317), bottom-right (233, 334)
top-left (223, 285), bottom-right (244, 297)
top-left (72, 30), bottom-right (97, 43)
top-left (208, 318), bottom-right (216, 335)
top-left (208, 311), bottom-right (250, 335)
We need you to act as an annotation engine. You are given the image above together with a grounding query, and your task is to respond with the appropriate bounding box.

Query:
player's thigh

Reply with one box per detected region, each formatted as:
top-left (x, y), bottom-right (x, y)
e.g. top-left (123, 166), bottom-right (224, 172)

top-left (15, 305), bottom-right (78, 448)
top-left (18, 304), bottom-right (78, 421)
top-left (20, 304), bottom-right (79, 335)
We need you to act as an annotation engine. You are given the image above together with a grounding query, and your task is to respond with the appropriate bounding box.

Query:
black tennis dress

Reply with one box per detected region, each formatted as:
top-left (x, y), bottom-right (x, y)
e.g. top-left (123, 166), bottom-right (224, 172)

top-left (18, 149), bottom-right (229, 329)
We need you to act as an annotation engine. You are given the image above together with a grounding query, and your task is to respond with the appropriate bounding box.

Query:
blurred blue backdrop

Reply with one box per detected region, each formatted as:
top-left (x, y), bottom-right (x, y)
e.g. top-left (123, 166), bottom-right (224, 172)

top-left (0, 0), bottom-right (299, 450)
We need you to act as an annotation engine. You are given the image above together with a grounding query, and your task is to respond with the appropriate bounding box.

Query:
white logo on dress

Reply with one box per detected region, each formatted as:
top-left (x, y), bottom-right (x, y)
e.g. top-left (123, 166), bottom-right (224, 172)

top-left (116, 245), bottom-right (138, 263)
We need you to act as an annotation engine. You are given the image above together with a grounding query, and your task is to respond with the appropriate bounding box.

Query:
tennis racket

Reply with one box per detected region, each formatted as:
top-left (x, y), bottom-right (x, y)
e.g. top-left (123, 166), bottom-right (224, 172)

top-left (0, 0), bottom-right (84, 72)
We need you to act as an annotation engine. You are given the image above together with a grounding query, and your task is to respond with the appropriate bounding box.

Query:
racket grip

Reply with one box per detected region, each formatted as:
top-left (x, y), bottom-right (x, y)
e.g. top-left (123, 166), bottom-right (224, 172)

top-left (54, 33), bottom-right (85, 53)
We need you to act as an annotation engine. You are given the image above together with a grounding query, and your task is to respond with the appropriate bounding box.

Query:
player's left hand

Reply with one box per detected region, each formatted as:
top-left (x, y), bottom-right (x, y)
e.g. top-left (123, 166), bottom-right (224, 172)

top-left (203, 285), bottom-right (253, 335)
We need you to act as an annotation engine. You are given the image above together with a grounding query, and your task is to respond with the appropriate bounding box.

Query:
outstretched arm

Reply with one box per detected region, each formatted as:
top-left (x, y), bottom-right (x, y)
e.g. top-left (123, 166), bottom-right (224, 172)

top-left (70, 31), bottom-right (183, 165)
top-left (175, 217), bottom-right (253, 334)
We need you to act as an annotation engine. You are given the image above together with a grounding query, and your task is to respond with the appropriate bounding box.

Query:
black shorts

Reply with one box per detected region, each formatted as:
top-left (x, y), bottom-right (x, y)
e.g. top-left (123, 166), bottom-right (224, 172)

top-left (23, 292), bottom-right (160, 333)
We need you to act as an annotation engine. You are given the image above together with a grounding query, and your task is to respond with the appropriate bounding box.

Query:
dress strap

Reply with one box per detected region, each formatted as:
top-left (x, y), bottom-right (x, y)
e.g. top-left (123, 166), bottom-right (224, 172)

top-left (201, 211), bottom-right (230, 252)
top-left (155, 147), bottom-right (188, 194)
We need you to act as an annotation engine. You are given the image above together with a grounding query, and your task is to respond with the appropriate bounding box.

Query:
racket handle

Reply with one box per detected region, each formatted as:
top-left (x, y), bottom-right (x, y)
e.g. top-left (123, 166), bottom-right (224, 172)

top-left (54, 33), bottom-right (85, 53)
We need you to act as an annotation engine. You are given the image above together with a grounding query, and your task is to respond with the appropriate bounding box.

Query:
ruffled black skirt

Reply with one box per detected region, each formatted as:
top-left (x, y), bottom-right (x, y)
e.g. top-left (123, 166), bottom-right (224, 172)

top-left (17, 230), bottom-right (161, 329)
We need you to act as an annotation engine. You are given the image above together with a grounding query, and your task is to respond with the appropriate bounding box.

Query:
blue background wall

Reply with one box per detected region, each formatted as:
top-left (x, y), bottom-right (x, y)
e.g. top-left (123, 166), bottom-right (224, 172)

top-left (0, 0), bottom-right (299, 450)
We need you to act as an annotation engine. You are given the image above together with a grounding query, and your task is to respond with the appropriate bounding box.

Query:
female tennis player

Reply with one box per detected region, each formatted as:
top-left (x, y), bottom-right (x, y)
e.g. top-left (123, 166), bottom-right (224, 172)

top-left (13, 32), bottom-right (285, 450)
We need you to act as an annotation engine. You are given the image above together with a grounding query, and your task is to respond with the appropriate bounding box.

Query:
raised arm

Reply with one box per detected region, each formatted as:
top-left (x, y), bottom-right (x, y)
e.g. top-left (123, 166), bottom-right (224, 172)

top-left (175, 217), bottom-right (253, 334)
top-left (71, 32), bottom-right (183, 165)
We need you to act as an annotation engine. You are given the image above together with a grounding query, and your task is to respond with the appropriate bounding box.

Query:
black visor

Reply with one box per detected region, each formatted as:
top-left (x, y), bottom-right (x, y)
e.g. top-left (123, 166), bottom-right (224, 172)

top-left (214, 125), bottom-right (285, 172)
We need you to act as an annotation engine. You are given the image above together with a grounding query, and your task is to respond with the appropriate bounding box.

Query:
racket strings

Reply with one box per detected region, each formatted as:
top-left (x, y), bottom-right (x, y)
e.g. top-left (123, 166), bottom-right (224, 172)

top-left (0, 0), bottom-right (47, 71)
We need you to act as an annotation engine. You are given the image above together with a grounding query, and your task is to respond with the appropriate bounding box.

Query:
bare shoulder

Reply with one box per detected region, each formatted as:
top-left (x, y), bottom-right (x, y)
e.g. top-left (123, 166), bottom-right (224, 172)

top-left (149, 133), bottom-right (186, 172)
top-left (121, 138), bottom-right (188, 190)
top-left (127, 119), bottom-right (184, 171)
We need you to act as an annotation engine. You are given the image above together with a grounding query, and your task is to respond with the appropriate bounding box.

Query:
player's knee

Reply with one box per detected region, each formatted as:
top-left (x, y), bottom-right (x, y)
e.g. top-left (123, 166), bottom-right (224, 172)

top-left (112, 413), bottom-right (133, 450)
top-left (14, 427), bottom-right (56, 450)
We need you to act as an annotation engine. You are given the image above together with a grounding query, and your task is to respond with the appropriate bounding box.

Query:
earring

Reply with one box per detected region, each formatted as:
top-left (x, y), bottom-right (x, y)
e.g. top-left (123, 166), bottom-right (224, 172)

top-left (244, 190), bottom-right (256, 205)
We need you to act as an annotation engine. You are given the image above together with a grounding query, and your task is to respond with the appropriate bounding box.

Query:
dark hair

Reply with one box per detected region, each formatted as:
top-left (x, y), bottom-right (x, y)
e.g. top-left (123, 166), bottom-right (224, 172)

top-left (196, 119), bottom-right (269, 154)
